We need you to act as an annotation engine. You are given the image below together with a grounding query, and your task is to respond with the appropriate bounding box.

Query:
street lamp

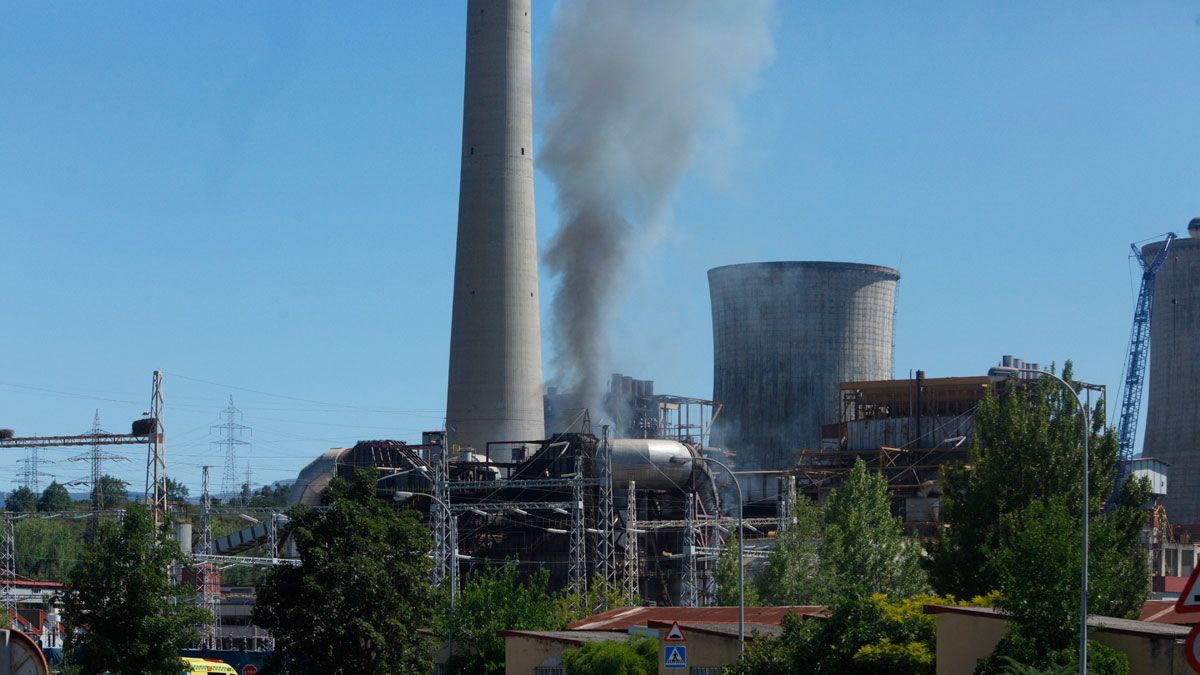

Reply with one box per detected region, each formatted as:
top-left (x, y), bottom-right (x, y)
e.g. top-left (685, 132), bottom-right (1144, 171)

top-left (671, 453), bottom-right (745, 651)
top-left (393, 490), bottom-right (459, 663)
top-left (988, 366), bottom-right (1090, 674)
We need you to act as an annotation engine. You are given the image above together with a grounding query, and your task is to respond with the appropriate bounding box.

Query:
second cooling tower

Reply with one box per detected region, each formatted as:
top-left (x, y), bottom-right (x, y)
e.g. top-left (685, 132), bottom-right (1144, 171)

top-left (1142, 235), bottom-right (1200, 523)
top-left (709, 262), bottom-right (900, 500)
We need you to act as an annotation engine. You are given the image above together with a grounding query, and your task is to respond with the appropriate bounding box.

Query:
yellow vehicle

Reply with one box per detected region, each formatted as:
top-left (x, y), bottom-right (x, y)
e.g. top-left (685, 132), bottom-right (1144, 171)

top-left (180, 657), bottom-right (238, 674)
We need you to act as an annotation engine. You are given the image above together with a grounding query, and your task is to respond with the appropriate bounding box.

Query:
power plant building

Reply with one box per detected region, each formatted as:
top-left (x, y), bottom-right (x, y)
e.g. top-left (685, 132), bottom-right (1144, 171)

top-left (708, 262), bottom-right (900, 500)
top-left (1142, 235), bottom-right (1200, 524)
top-left (445, 0), bottom-right (544, 460)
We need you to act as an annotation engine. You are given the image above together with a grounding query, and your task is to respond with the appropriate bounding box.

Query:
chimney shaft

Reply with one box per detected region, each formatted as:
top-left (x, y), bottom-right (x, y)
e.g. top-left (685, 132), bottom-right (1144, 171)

top-left (445, 0), bottom-right (544, 459)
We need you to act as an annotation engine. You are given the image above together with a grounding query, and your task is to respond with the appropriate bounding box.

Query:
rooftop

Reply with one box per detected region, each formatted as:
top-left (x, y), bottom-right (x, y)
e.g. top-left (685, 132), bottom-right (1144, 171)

top-left (924, 605), bottom-right (1192, 640)
top-left (567, 605), bottom-right (826, 631)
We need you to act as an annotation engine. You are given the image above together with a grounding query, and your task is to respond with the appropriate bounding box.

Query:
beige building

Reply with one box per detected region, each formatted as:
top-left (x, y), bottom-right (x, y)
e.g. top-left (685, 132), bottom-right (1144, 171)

top-left (925, 604), bottom-right (1194, 675)
top-left (499, 606), bottom-right (825, 675)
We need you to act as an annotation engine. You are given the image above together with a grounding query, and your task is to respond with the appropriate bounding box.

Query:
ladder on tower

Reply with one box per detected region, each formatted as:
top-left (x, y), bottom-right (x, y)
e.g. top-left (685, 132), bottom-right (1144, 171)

top-left (1112, 232), bottom-right (1176, 505)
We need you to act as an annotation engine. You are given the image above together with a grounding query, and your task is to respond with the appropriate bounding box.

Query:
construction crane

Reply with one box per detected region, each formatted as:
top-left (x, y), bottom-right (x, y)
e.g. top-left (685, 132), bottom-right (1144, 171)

top-left (1112, 231), bottom-right (1176, 505)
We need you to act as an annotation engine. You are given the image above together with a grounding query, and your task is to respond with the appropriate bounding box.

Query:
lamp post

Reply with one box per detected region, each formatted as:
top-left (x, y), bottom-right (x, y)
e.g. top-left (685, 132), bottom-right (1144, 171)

top-left (393, 490), bottom-right (458, 663)
top-left (988, 366), bottom-right (1090, 674)
top-left (674, 454), bottom-right (744, 651)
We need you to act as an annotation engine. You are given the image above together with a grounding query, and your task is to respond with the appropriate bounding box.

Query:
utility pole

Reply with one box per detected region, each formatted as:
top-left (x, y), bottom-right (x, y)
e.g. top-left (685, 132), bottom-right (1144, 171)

top-left (211, 397), bottom-right (250, 504)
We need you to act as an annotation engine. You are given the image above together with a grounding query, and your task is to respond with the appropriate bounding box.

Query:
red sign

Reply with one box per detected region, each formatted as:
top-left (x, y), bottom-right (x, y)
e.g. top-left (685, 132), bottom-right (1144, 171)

top-left (1185, 624), bottom-right (1200, 673)
top-left (1176, 565), bottom-right (1200, 615)
top-left (242, 666), bottom-right (258, 675)
top-left (664, 621), bottom-right (686, 642)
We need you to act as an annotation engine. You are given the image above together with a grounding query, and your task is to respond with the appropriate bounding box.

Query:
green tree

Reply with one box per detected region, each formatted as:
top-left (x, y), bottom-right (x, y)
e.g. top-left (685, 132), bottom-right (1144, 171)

top-left (164, 477), bottom-right (189, 504)
top-left (927, 362), bottom-right (1149, 671)
top-left (757, 494), bottom-right (823, 605)
top-left (555, 576), bottom-right (635, 622)
top-left (15, 519), bottom-right (85, 581)
top-left (253, 469), bottom-right (435, 674)
top-left (715, 539), bottom-right (760, 606)
top-left (443, 563), bottom-right (570, 674)
top-left (729, 593), bottom-right (996, 675)
top-left (6, 486), bottom-right (37, 512)
top-left (249, 483), bottom-right (291, 507)
top-left (820, 459), bottom-right (928, 599)
top-left (561, 636), bottom-right (657, 675)
top-left (929, 363), bottom-right (1119, 598)
top-left (93, 475), bottom-right (128, 509)
top-left (38, 480), bottom-right (72, 512)
top-left (61, 503), bottom-right (209, 674)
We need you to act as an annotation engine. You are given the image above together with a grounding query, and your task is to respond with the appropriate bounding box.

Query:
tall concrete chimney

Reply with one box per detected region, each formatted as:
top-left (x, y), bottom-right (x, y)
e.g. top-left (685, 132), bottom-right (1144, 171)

top-left (445, 0), bottom-right (544, 460)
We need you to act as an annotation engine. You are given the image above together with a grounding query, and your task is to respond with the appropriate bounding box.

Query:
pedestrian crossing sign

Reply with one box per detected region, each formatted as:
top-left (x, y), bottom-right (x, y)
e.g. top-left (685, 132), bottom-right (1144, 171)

top-left (664, 645), bottom-right (686, 669)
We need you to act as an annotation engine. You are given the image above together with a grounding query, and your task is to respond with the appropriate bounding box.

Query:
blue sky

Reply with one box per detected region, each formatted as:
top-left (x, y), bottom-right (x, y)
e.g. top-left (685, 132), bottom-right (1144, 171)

top-left (2, 2), bottom-right (1197, 497)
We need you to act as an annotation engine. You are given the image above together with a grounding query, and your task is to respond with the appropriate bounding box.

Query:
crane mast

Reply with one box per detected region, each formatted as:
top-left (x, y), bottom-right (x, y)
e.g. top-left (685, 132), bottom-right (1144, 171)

top-left (1112, 232), bottom-right (1176, 504)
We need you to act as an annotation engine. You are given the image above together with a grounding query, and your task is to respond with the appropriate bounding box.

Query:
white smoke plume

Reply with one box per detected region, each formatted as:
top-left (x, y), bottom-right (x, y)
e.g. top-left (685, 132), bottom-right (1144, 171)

top-left (541, 0), bottom-right (776, 412)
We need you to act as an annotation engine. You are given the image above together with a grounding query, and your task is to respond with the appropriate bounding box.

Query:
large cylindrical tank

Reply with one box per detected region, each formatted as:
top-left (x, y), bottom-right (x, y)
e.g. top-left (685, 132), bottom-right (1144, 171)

top-left (709, 261), bottom-right (900, 500)
top-left (1142, 237), bottom-right (1200, 523)
top-left (609, 439), bottom-right (697, 491)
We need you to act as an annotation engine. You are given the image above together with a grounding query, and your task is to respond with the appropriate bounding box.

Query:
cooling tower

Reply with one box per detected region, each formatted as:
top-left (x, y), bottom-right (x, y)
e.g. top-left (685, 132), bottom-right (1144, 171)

top-left (445, 0), bottom-right (544, 460)
top-left (1141, 237), bottom-right (1200, 523)
top-left (709, 262), bottom-right (900, 500)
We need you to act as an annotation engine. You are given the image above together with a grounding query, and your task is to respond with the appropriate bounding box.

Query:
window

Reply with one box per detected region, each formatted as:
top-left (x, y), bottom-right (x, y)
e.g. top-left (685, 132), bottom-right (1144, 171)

top-left (535, 668), bottom-right (565, 675)
top-left (692, 668), bottom-right (723, 675)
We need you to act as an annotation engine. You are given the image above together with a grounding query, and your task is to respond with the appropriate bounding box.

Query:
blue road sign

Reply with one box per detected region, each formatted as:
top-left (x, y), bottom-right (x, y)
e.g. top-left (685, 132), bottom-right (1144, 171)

top-left (664, 645), bottom-right (687, 669)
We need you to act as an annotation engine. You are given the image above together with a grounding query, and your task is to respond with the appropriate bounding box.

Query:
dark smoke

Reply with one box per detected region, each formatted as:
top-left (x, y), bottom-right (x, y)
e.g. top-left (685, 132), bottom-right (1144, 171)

top-left (541, 0), bottom-right (776, 410)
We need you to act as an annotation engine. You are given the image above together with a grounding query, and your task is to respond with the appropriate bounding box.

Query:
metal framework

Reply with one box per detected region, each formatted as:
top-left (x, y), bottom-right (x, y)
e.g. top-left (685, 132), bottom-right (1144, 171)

top-left (623, 480), bottom-right (639, 605)
top-left (431, 444), bottom-right (452, 590)
top-left (568, 447), bottom-right (586, 605)
top-left (65, 411), bottom-right (129, 539)
top-left (145, 370), bottom-right (167, 529)
top-left (0, 514), bottom-right (13, 627)
top-left (14, 447), bottom-right (52, 493)
top-left (682, 497), bottom-right (698, 607)
top-left (192, 554), bottom-right (300, 567)
top-left (595, 429), bottom-right (618, 603)
top-left (212, 397), bottom-right (251, 504)
top-left (197, 466), bottom-right (220, 649)
top-left (1114, 233), bottom-right (1176, 503)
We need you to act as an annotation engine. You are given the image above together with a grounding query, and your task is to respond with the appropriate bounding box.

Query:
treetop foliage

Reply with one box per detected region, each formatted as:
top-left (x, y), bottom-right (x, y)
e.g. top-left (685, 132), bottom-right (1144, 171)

top-left (561, 636), bottom-right (657, 675)
top-left (61, 503), bottom-right (209, 675)
top-left (254, 468), bottom-right (435, 674)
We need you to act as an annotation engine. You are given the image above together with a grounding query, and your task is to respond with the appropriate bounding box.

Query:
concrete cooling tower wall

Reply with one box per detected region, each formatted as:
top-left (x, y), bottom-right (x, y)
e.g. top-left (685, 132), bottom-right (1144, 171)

top-left (708, 261), bottom-right (900, 501)
top-left (1142, 237), bottom-right (1200, 523)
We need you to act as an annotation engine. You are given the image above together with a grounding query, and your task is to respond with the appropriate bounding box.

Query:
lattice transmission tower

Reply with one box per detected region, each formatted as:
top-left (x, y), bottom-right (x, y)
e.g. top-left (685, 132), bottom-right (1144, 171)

top-left (211, 397), bottom-right (251, 503)
top-left (15, 447), bottom-right (52, 493)
top-left (65, 411), bottom-right (131, 539)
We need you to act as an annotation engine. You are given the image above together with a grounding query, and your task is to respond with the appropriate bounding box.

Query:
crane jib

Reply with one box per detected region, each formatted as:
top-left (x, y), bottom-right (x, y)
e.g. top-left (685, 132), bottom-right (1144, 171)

top-left (1112, 232), bottom-right (1176, 505)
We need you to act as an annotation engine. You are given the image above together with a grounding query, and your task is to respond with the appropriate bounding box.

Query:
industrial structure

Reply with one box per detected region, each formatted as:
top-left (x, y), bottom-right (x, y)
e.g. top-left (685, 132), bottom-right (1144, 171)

top-left (445, 0), bottom-right (545, 461)
top-left (1141, 226), bottom-right (1200, 524)
top-left (283, 422), bottom-right (778, 608)
top-left (708, 261), bottom-right (900, 501)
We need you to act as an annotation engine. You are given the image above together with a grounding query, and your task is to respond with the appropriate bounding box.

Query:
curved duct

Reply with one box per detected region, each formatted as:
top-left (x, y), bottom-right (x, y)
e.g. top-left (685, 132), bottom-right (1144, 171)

top-left (288, 447), bottom-right (350, 507)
